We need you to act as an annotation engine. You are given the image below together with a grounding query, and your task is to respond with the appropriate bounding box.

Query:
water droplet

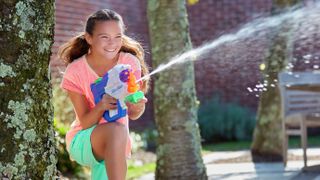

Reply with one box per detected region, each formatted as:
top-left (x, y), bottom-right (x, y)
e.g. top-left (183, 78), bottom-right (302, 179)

top-left (259, 63), bottom-right (266, 70)
top-left (256, 84), bottom-right (264, 88)
top-left (303, 54), bottom-right (312, 60)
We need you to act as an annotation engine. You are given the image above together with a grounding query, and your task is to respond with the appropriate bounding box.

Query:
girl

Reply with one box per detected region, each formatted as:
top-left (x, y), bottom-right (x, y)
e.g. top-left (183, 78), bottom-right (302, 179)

top-left (58, 9), bottom-right (149, 180)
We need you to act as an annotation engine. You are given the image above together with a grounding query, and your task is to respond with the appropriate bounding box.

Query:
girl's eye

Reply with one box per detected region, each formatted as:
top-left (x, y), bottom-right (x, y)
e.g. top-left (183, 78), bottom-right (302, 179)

top-left (116, 36), bottom-right (122, 38)
top-left (102, 36), bottom-right (109, 39)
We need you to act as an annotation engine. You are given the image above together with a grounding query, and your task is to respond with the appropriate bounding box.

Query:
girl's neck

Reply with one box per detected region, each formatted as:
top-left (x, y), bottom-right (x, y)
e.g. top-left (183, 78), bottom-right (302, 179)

top-left (85, 52), bottom-right (120, 76)
top-left (86, 52), bottom-right (119, 67)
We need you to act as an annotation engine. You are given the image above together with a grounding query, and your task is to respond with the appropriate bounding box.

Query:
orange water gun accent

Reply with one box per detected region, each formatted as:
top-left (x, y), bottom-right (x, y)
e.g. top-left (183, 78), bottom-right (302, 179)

top-left (127, 71), bottom-right (139, 93)
top-left (124, 70), bottom-right (144, 103)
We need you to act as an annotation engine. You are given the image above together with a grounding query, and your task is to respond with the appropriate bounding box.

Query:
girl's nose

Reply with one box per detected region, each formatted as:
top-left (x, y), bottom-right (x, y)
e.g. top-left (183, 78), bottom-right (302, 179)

top-left (107, 37), bottom-right (120, 44)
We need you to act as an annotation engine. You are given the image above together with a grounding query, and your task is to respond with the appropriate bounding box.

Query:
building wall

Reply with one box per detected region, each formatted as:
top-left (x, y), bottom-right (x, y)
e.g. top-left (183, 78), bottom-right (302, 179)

top-left (51, 0), bottom-right (153, 130)
top-left (187, 0), bottom-right (320, 111)
top-left (187, 0), bottom-right (273, 110)
top-left (51, 0), bottom-right (320, 130)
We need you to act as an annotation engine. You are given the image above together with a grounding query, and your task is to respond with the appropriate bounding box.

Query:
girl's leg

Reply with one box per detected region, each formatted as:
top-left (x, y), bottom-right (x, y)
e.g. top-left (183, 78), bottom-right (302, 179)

top-left (91, 122), bottom-right (128, 180)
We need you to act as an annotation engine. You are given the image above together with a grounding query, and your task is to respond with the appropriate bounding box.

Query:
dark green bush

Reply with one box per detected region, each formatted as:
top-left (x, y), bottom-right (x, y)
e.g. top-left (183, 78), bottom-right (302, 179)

top-left (140, 129), bottom-right (158, 151)
top-left (197, 95), bottom-right (256, 142)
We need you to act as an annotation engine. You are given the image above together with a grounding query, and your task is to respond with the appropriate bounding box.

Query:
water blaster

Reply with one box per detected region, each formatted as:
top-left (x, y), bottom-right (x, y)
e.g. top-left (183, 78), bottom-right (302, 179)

top-left (90, 64), bottom-right (145, 122)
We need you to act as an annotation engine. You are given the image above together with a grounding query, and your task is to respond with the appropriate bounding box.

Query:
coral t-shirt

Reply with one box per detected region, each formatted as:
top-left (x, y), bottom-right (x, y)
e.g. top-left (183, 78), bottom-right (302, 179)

top-left (60, 52), bottom-right (141, 158)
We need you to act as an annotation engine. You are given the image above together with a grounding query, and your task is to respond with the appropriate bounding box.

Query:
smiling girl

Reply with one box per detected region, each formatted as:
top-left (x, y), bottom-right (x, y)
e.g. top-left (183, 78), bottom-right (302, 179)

top-left (58, 9), bottom-right (149, 180)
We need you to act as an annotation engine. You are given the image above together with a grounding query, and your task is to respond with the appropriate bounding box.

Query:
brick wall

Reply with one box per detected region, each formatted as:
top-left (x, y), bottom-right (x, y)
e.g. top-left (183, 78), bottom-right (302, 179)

top-left (187, 0), bottom-right (320, 110)
top-left (52, 0), bottom-right (151, 76)
top-left (51, 0), bottom-right (320, 129)
top-left (51, 0), bottom-right (154, 130)
top-left (187, 0), bottom-right (273, 110)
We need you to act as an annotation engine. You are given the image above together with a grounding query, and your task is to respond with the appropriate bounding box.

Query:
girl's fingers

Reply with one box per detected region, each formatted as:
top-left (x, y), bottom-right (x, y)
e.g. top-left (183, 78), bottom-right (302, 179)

top-left (126, 97), bottom-right (147, 107)
top-left (137, 97), bottom-right (148, 104)
top-left (100, 94), bottom-right (118, 110)
top-left (109, 104), bottom-right (117, 109)
top-left (102, 94), bottom-right (117, 103)
top-left (141, 97), bottom-right (148, 103)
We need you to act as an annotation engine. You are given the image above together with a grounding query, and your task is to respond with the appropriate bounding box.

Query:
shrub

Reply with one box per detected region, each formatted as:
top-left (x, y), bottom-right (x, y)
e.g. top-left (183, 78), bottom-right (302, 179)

top-left (140, 129), bottom-right (158, 151)
top-left (54, 119), bottom-right (88, 179)
top-left (197, 95), bottom-right (256, 142)
top-left (130, 129), bottom-right (158, 152)
top-left (130, 131), bottom-right (146, 153)
top-left (52, 80), bottom-right (75, 126)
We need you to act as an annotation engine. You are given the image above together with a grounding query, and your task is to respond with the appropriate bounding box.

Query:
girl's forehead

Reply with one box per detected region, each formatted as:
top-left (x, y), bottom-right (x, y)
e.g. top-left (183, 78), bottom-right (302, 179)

top-left (93, 21), bottom-right (123, 35)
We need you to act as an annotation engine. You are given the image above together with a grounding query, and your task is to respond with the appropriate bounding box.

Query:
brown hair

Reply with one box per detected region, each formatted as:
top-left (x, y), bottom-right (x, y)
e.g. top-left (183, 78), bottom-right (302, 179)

top-left (58, 9), bottom-right (149, 92)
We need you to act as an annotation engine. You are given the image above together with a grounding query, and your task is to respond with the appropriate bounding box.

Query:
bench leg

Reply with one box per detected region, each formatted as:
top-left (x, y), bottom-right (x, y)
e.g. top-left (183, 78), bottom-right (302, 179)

top-left (283, 129), bottom-right (288, 167)
top-left (301, 124), bottom-right (307, 167)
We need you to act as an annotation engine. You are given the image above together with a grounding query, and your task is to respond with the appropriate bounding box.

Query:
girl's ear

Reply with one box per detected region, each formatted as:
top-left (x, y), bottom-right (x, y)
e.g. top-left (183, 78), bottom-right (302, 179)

top-left (84, 33), bottom-right (93, 45)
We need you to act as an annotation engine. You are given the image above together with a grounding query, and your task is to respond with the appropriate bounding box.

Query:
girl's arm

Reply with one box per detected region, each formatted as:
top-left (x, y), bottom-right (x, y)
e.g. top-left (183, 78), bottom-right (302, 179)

top-left (126, 98), bottom-right (148, 120)
top-left (67, 90), bottom-right (117, 129)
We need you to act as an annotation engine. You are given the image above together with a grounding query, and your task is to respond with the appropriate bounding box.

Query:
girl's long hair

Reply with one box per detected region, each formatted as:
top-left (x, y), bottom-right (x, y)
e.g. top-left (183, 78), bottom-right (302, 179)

top-left (58, 9), bottom-right (149, 92)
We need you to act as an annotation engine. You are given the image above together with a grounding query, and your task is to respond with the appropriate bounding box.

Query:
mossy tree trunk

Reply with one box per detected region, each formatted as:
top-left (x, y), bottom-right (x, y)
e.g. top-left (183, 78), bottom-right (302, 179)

top-left (0, 1), bottom-right (57, 179)
top-left (251, 0), bottom-right (301, 161)
top-left (147, 1), bottom-right (207, 179)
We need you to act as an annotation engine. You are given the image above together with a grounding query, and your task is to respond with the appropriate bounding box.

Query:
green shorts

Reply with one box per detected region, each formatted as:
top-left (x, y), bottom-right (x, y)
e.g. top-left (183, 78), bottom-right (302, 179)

top-left (69, 125), bottom-right (108, 180)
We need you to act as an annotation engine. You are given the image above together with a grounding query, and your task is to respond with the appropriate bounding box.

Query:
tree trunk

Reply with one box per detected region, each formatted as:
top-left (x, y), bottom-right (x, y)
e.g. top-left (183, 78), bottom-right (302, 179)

top-left (0, 1), bottom-right (57, 179)
top-left (251, 0), bottom-right (301, 161)
top-left (147, 1), bottom-right (207, 179)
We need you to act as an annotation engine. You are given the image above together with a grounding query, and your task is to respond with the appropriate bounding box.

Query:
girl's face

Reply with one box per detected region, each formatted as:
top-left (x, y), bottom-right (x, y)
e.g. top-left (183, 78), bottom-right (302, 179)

top-left (86, 20), bottom-right (123, 60)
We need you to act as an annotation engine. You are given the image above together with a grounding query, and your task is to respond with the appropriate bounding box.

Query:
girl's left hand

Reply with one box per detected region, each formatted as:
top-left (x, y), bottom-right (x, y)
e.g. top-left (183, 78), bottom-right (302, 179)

top-left (126, 97), bottom-right (148, 119)
top-left (126, 97), bottom-right (148, 109)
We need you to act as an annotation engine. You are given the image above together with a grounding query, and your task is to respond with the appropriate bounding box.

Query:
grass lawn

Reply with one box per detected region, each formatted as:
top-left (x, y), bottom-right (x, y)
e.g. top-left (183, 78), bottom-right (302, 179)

top-left (202, 135), bottom-right (320, 154)
top-left (127, 160), bottom-right (156, 180)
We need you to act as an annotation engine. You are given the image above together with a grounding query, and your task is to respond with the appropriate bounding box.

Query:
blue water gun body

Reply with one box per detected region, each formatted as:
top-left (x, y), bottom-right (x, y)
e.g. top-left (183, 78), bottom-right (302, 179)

top-left (90, 73), bottom-right (127, 122)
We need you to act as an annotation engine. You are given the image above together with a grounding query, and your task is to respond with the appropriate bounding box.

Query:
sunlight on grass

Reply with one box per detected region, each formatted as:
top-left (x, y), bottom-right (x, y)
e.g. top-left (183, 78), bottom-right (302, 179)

top-left (202, 140), bottom-right (251, 154)
top-left (202, 135), bottom-right (320, 154)
top-left (288, 135), bottom-right (320, 148)
top-left (127, 160), bottom-right (155, 180)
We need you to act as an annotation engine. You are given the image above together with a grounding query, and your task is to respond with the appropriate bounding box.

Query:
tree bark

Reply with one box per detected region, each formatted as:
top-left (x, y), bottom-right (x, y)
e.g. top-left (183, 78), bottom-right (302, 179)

top-left (0, 1), bottom-right (57, 179)
top-left (147, 1), bottom-right (207, 179)
top-left (251, 0), bottom-right (301, 162)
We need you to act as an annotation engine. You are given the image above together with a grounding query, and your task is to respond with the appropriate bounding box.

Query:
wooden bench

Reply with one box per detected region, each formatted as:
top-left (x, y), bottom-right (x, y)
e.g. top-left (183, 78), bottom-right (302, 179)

top-left (278, 71), bottom-right (320, 167)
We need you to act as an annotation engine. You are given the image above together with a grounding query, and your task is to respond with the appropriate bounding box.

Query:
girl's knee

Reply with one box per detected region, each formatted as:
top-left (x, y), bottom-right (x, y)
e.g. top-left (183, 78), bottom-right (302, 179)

top-left (102, 122), bottom-right (127, 146)
top-left (110, 123), bottom-right (127, 142)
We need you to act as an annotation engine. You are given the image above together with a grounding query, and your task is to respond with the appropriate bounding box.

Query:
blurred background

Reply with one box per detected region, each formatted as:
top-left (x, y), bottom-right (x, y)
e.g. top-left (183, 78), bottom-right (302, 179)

top-left (50, 0), bottom-right (320, 179)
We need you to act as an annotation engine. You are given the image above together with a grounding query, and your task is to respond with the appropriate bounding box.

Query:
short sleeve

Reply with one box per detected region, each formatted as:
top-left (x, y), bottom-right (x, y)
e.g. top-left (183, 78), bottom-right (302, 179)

top-left (60, 64), bottom-right (84, 95)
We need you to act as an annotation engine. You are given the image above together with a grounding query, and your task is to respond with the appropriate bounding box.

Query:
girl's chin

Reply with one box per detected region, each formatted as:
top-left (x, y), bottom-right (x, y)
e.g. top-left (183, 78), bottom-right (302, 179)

top-left (103, 51), bottom-right (118, 60)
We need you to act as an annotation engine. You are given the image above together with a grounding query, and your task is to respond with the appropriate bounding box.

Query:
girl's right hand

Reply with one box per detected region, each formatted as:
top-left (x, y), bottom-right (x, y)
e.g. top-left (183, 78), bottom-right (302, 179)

top-left (97, 94), bottom-right (118, 111)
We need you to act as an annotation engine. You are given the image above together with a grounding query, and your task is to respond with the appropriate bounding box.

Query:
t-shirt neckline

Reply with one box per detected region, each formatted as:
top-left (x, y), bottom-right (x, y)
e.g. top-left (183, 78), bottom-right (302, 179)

top-left (84, 52), bottom-right (123, 78)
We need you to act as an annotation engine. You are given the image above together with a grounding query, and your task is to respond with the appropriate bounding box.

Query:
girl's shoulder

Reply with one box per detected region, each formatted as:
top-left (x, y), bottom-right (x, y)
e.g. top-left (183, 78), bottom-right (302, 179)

top-left (66, 56), bottom-right (86, 69)
top-left (64, 56), bottom-right (86, 77)
top-left (119, 52), bottom-right (141, 70)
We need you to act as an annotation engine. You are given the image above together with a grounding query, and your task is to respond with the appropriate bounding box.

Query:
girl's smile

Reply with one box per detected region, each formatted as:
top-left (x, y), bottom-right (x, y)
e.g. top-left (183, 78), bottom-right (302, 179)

top-left (86, 20), bottom-right (123, 61)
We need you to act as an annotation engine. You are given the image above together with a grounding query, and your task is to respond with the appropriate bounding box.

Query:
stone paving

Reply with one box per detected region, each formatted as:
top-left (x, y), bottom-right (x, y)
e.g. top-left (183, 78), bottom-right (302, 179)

top-left (139, 148), bottom-right (320, 180)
